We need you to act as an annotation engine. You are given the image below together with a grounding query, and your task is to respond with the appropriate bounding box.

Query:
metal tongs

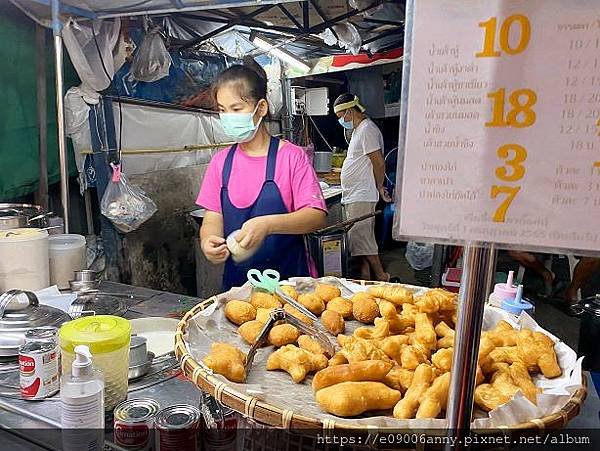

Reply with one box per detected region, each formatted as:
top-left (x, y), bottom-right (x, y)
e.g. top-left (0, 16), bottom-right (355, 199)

top-left (244, 307), bottom-right (336, 370)
top-left (244, 269), bottom-right (337, 370)
top-left (247, 269), bottom-right (318, 321)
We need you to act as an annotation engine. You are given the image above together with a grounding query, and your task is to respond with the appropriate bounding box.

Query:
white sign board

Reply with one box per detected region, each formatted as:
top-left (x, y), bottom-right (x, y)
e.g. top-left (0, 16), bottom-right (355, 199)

top-left (398, 0), bottom-right (600, 252)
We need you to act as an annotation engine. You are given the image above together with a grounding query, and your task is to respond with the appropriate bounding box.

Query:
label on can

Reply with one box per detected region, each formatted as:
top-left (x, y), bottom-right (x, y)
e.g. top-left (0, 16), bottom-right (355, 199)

top-left (114, 423), bottom-right (152, 450)
top-left (19, 347), bottom-right (59, 399)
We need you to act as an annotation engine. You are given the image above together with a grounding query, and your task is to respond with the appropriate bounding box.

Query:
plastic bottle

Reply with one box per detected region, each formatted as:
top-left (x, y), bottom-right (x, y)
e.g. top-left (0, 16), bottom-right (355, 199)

top-left (60, 345), bottom-right (105, 451)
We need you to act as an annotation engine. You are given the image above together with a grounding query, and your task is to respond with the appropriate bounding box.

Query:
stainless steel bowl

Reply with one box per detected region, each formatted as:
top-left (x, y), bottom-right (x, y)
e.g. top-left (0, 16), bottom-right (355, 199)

top-left (69, 280), bottom-right (100, 293)
top-left (128, 351), bottom-right (154, 380)
top-left (73, 270), bottom-right (99, 283)
top-left (129, 335), bottom-right (148, 367)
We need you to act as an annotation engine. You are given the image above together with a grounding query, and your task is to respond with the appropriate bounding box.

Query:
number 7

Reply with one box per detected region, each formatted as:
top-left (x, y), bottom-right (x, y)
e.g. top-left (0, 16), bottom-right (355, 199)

top-left (491, 185), bottom-right (521, 222)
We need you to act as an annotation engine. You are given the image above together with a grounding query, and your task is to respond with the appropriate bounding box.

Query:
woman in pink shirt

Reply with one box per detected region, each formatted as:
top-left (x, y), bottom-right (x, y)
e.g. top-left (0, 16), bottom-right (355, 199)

top-left (197, 64), bottom-right (327, 290)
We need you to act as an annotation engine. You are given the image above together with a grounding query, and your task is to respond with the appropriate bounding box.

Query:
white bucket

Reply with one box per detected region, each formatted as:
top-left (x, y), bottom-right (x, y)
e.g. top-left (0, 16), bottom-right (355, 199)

top-left (0, 228), bottom-right (49, 292)
top-left (49, 234), bottom-right (86, 289)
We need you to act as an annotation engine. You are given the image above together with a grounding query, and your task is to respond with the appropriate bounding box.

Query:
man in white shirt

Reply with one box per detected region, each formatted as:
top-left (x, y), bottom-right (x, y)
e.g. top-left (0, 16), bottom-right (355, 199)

top-left (334, 93), bottom-right (390, 281)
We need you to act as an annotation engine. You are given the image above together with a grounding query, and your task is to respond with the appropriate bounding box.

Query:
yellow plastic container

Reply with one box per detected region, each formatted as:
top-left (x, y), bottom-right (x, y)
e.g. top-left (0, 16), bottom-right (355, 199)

top-left (59, 315), bottom-right (131, 410)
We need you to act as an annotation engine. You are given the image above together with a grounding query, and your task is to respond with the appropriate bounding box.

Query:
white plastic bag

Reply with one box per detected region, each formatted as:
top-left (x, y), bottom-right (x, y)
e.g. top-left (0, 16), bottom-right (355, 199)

top-left (131, 29), bottom-right (171, 82)
top-left (405, 241), bottom-right (435, 270)
top-left (62, 18), bottom-right (121, 93)
top-left (100, 164), bottom-right (157, 233)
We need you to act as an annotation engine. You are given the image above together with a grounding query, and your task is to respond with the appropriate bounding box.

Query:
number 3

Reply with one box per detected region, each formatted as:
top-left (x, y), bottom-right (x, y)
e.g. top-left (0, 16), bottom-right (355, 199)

top-left (495, 144), bottom-right (527, 182)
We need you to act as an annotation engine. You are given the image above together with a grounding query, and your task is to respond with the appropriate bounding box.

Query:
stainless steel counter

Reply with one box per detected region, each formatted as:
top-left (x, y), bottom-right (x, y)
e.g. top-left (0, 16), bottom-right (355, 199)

top-left (0, 282), bottom-right (203, 450)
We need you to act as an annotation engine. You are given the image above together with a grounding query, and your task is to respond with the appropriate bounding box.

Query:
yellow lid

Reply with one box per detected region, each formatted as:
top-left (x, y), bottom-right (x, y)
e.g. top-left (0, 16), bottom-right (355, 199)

top-left (59, 315), bottom-right (131, 354)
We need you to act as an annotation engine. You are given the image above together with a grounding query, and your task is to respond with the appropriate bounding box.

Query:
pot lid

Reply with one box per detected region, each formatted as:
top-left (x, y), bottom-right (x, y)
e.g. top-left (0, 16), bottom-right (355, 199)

top-left (0, 290), bottom-right (71, 332)
top-left (581, 294), bottom-right (600, 317)
top-left (0, 290), bottom-right (71, 357)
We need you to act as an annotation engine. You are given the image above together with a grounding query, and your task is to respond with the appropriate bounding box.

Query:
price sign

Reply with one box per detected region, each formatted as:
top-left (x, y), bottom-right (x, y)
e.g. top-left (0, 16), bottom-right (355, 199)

top-left (398, 0), bottom-right (600, 252)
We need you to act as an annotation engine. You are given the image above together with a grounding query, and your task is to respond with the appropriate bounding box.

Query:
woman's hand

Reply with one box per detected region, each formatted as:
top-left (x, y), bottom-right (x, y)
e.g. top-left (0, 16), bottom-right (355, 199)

top-left (237, 216), bottom-right (273, 250)
top-left (201, 235), bottom-right (230, 264)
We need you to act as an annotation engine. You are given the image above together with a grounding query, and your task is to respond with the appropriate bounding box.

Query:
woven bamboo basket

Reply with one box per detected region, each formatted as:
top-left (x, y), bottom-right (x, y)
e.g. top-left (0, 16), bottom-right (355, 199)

top-left (174, 281), bottom-right (588, 436)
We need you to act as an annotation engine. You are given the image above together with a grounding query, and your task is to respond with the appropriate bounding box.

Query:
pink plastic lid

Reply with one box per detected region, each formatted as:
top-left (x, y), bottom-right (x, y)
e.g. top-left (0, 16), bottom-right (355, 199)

top-left (493, 270), bottom-right (518, 301)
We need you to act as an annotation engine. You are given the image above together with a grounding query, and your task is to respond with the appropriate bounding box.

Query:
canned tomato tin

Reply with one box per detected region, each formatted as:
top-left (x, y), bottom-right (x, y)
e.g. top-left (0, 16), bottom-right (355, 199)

top-left (155, 404), bottom-right (201, 451)
top-left (114, 398), bottom-right (160, 450)
top-left (19, 327), bottom-right (60, 399)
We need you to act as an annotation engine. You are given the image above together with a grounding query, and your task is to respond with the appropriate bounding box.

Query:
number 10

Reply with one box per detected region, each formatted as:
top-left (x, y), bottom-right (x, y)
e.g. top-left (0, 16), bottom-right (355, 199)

top-left (476, 14), bottom-right (531, 57)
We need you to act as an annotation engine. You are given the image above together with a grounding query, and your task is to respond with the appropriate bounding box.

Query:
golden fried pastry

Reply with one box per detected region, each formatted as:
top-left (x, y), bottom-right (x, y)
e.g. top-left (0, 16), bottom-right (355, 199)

top-left (415, 288), bottom-right (456, 313)
top-left (367, 285), bottom-right (414, 306)
top-left (413, 312), bottom-right (437, 350)
top-left (250, 291), bottom-right (282, 310)
top-left (315, 284), bottom-right (342, 303)
top-left (327, 297), bottom-right (354, 319)
top-left (509, 361), bottom-right (541, 404)
top-left (474, 372), bottom-right (520, 411)
top-left (255, 307), bottom-right (276, 324)
top-left (374, 335), bottom-right (409, 363)
top-left (351, 291), bottom-right (375, 303)
top-left (485, 320), bottom-right (518, 347)
top-left (339, 336), bottom-right (392, 364)
top-left (416, 372), bottom-right (451, 419)
top-left (432, 347), bottom-right (454, 373)
top-left (483, 347), bottom-right (521, 374)
top-left (278, 285), bottom-right (298, 301)
top-left (377, 300), bottom-right (413, 334)
top-left (354, 319), bottom-right (390, 340)
top-left (352, 295), bottom-right (380, 324)
top-left (268, 324), bottom-right (300, 347)
top-left (224, 300), bottom-right (257, 326)
top-left (478, 335), bottom-right (497, 362)
top-left (284, 304), bottom-right (313, 324)
top-left (203, 342), bottom-right (246, 383)
top-left (400, 344), bottom-right (428, 370)
top-left (393, 364), bottom-right (433, 419)
top-left (266, 344), bottom-right (328, 383)
top-left (238, 320), bottom-right (265, 345)
top-left (329, 352), bottom-right (349, 366)
top-left (383, 366), bottom-right (414, 393)
top-left (516, 330), bottom-right (561, 378)
top-left (321, 309), bottom-right (345, 335)
top-left (316, 382), bottom-right (401, 417)
top-left (298, 293), bottom-right (326, 316)
top-left (435, 321), bottom-right (455, 348)
top-left (312, 360), bottom-right (393, 391)
top-left (298, 335), bottom-right (325, 355)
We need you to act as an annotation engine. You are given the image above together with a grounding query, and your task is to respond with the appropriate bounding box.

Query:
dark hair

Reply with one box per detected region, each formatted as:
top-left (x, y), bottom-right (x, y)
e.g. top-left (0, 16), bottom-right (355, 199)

top-left (333, 93), bottom-right (359, 112)
top-left (213, 59), bottom-right (268, 106)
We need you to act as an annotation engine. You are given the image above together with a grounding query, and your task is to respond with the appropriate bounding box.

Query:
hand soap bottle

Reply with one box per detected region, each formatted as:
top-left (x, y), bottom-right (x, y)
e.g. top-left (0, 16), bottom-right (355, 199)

top-left (60, 345), bottom-right (105, 451)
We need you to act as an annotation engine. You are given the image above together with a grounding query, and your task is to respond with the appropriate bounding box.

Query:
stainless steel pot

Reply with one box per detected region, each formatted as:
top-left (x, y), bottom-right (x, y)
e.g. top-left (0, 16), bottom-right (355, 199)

top-left (0, 204), bottom-right (50, 228)
top-left (0, 214), bottom-right (28, 231)
top-left (313, 151), bottom-right (333, 173)
top-left (0, 290), bottom-right (72, 357)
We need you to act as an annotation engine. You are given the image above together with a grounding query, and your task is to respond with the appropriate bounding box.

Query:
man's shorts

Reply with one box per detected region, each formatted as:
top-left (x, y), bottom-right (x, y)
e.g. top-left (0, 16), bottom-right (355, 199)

top-left (343, 202), bottom-right (378, 257)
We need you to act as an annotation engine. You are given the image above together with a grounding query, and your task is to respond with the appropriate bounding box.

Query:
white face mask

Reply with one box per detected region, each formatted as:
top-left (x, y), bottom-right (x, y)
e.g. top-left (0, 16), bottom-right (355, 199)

top-left (219, 103), bottom-right (263, 143)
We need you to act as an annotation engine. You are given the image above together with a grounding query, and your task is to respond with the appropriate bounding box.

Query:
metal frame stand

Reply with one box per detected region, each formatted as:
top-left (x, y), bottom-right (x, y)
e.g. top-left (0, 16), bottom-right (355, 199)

top-left (51, 0), bottom-right (69, 232)
top-left (446, 243), bottom-right (496, 449)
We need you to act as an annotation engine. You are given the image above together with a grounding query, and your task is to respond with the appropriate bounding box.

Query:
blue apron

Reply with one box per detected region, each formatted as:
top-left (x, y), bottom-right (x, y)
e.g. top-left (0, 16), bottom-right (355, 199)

top-left (221, 137), bottom-right (309, 290)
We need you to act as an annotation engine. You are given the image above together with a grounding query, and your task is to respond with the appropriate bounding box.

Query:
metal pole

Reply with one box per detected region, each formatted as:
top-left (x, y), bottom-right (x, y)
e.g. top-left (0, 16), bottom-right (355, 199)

top-left (35, 25), bottom-right (48, 211)
top-left (281, 76), bottom-right (294, 141)
top-left (51, 0), bottom-right (70, 233)
top-left (446, 243), bottom-right (492, 449)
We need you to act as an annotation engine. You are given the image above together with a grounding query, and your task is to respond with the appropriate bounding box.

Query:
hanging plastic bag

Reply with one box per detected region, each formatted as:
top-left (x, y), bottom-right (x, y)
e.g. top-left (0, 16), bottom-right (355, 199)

top-left (405, 241), bottom-right (435, 271)
top-left (131, 29), bottom-right (171, 82)
top-left (100, 164), bottom-right (157, 233)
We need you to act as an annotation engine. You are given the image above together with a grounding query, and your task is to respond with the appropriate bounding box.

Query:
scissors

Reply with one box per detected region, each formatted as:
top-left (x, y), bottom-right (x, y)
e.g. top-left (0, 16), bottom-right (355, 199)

top-left (246, 269), bottom-right (318, 322)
